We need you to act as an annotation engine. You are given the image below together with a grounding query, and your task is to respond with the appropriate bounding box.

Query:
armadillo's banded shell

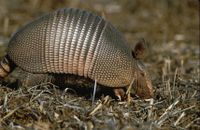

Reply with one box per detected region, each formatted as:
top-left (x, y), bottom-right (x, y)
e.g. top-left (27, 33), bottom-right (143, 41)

top-left (7, 8), bottom-right (133, 87)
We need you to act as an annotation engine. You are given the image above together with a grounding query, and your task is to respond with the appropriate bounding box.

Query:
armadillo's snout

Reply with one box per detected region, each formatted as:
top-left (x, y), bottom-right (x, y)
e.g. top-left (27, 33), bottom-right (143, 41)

top-left (134, 71), bottom-right (154, 99)
top-left (0, 55), bottom-right (15, 79)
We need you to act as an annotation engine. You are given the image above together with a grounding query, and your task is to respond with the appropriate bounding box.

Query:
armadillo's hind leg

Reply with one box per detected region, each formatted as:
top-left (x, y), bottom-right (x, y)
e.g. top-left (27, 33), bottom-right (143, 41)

top-left (0, 55), bottom-right (16, 80)
top-left (18, 72), bottom-right (54, 87)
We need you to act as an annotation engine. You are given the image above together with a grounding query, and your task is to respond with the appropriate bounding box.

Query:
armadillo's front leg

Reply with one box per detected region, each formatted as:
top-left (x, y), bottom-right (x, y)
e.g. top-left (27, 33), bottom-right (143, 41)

top-left (113, 88), bottom-right (126, 101)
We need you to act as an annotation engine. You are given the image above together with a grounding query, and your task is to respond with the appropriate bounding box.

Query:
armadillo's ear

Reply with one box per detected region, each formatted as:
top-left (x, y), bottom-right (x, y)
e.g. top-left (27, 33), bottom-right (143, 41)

top-left (132, 39), bottom-right (147, 59)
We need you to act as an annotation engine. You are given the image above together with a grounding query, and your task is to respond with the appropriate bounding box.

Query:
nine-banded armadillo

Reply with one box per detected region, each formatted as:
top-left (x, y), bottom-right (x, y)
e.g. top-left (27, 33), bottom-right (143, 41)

top-left (0, 8), bottom-right (153, 98)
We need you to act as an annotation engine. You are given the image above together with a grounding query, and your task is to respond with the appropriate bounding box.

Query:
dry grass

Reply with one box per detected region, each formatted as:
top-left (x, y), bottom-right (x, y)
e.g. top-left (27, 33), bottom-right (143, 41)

top-left (0, 0), bottom-right (199, 129)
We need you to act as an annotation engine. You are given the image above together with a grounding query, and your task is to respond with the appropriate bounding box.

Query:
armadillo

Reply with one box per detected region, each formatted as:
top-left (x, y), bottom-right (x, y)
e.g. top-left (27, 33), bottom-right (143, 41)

top-left (0, 8), bottom-right (153, 98)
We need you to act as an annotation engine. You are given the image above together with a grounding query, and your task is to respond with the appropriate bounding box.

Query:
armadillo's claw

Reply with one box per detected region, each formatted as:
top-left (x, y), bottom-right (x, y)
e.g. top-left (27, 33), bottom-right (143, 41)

top-left (113, 88), bottom-right (126, 101)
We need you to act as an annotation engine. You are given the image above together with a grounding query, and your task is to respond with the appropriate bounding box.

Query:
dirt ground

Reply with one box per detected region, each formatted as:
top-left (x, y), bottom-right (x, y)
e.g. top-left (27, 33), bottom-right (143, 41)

top-left (0, 0), bottom-right (199, 130)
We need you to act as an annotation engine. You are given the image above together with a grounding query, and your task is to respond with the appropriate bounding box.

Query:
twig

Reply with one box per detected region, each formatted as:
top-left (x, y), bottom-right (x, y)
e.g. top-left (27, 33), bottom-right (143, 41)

top-left (63, 103), bottom-right (84, 111)
top-left (92, 80), bottom-right (97, 106)
top-left (156, 98), bottom-right (180, 126)
top-left (174, 112), bottom-right (185, 126)
top-left (3, 94), bottom-right (8, 109)
top-left (173, 68), bottom-right (178, 97)
top-left (3, 17), bottom-right (9, 36)
top-left (180, 59), bottom-right (184, 74)
top-left (89, 96), bottom-right (109, 116)
top-left (185, 118), bottom-right (200, 128)
top-left (101, 11), bottom-right (106, 19)
top-left (0, 106), bottom-right (21, 122)
top-left (29, 90), bottom-right (45, 102)
top-left (191, 90), bottom-right (197, 98)
top-left (166, 79), bottom-right (172, 100)
top-left (148, 98), bottom-right (154, 119)
top-left (162, 67), bottom-right (166, 83)
top-left (171, 105), bottom-right (195, 115)
top-left (126, 78), bottom-right (135, 104)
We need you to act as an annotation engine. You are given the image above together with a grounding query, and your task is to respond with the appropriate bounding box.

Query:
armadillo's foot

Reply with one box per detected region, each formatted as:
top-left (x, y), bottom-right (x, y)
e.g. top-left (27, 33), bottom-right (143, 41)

top-left (113, 88), bottom-right (126, 101)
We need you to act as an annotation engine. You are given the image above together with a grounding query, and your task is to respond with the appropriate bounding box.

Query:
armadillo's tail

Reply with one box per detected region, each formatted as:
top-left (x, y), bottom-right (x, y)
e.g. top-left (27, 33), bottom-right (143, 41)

top-left (0, 55), bottom-right (15, 79)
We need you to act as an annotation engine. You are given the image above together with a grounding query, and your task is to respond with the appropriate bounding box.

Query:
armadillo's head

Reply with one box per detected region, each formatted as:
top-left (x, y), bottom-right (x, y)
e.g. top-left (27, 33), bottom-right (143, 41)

top-left (131, 39), bottom-right (153, 99)
top-left (133, 60), bottom-right (153, 99)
